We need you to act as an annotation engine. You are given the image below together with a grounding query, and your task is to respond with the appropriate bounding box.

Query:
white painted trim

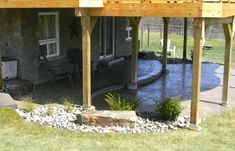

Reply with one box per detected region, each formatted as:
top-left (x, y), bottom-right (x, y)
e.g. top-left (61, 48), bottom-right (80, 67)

top-left (38, 12), bottom-right (60, 58)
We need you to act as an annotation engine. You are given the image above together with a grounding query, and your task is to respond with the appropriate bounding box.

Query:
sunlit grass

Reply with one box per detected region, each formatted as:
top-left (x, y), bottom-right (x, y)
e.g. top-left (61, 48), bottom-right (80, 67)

top-left (140, 31), bottom-right (235, 68)
top-left (0, 107), bottom-right (235, 150)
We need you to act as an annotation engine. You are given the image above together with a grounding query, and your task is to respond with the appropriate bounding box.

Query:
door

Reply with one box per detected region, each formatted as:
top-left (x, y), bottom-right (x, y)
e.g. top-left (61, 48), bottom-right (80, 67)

top-left (100, 17), bottom-right (115, 60)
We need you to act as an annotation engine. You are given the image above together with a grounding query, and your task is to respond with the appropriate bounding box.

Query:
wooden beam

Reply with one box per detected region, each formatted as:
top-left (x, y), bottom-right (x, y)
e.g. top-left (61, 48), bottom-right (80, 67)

top-left (81, 15), bottom-right (91, 107)
top-left (79, 0), bottom-right (104, 8)
top-left (222, 4), bottom-right (235, 18)
top-left (162, 17), bottom-right (169, 74)
top-left (91, 17), bottom-right (98, 33)
top-left (205, 17), bottom-right (234, 26)
top-left (75, 8), bottom-right (89, 16)
top-left (127, 17), bottom-right (141, 89)
top-left (183, 18), bottom-right (188, 60)
top-left (222, 22), bottom-right (234, 105)
top-left (87, 3), bottom-right (201, 17)
top-left (190, 18), bottom-right (204, 130)
top-left (0, 0), bottom-right (80, 8)
top-left (201, 3), bottom-right (223, 18)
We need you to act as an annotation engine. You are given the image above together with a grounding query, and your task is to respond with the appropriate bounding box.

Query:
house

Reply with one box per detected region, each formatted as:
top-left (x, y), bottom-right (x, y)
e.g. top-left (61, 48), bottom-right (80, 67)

top-left (0, 9), bottom-right (132, 84)
top-left (0, 0), bottom-right (234, 131)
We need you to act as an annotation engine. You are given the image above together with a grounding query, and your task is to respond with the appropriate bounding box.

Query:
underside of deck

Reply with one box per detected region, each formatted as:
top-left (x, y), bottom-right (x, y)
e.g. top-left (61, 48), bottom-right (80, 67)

top-left (0, 0), bottom-right (234, 18)
top-left (0, 0), bottom-right (235, 17)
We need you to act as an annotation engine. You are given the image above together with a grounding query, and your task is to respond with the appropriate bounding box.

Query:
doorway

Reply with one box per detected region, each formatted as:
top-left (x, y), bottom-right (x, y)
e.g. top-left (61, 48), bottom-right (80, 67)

top-left (100, 17), bottom-right (115, 60)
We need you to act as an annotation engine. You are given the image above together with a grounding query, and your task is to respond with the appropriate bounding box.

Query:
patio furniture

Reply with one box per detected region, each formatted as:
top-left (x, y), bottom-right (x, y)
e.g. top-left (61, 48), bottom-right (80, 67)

top-left (67, 48), bottom-right (98, 78)
top-left (203, 45), bottom-right (213, 50)
top-left (160, 39), bottom-right (176, 57)
top-left (39, 55), bottom-right (73, 86)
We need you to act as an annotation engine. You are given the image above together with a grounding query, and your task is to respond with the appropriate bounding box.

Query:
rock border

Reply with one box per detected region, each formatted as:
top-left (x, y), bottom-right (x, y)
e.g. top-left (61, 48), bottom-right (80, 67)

top-left (16, 105), bottom-right (190, 134)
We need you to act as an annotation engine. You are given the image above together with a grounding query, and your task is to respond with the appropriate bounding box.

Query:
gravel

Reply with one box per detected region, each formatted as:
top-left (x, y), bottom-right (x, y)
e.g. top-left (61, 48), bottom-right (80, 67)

top-left (16, 105), bottom-right (190, 134)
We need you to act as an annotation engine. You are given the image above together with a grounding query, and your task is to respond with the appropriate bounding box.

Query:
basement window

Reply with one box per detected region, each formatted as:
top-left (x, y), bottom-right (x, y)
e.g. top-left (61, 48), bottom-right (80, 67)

top-left (38, 12), bottom-right (60, 58)
top-left (126, 18), bottom-right (132, 41)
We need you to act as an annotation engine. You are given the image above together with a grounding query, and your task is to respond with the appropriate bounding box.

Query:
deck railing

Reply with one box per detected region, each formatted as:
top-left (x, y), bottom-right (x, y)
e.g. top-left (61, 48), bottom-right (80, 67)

top-left (203, 0), bottom-right (235, 3)
top-left (105, 0), bottom-right (235, 3)
top-left (105, 0), bottom-right (198, 3)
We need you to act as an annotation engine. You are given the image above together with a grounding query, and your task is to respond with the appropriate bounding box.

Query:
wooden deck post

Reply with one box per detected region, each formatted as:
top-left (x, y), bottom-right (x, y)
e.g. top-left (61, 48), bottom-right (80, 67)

top-left (183, 18), bottom-right (188, 60)
top-left (190, 18), bottom-right (205, 130)
top-left (162, 17), bottom-right (170, 74)
top-left (81, 15), bottom-right (91, 107)
top-left (222, 22), bottom-right (234, 106)
top-left (127, 17), bottom-right (141, 89)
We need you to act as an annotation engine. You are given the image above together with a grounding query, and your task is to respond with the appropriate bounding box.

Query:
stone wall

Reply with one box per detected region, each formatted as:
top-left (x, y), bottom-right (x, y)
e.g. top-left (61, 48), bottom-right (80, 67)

top-left (115, 17), bottom-right (132, 58)
top-left (0, 9), bottom-right (131, 84)
top-left (0, 9), bottom-right (23, 78)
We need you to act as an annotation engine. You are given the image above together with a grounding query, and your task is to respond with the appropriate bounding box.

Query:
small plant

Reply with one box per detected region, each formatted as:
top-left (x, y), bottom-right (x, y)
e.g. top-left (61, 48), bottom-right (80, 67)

top-left (104, 92), bottom-right (139, 111)
top-left (63, 96), bottom-right (74, 112)
top-left (44, 104), bottom-right (53, 116)
top-left (22, 96), bottom-right (34, 112)
top-left (155, 97), bottom-right (183, 121)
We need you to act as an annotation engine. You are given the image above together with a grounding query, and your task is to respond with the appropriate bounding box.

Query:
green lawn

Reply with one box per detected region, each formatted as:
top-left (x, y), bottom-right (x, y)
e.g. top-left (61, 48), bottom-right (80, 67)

top-left (140, 32), bottom-right (235, 67)
top-left (1, 107), bottom-right (235, 150)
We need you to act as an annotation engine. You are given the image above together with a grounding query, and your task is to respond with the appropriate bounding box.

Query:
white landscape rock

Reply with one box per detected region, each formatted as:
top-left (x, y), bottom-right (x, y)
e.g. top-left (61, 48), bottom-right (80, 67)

top-left (15, 105), bottom-right (190, 134)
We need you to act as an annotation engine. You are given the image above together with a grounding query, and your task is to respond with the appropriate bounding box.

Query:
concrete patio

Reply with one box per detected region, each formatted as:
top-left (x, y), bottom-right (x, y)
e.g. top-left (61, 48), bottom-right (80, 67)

top-left (26, 59), bottom-right (162, 105)
top-left (93, 63), bottom-right (235, 119)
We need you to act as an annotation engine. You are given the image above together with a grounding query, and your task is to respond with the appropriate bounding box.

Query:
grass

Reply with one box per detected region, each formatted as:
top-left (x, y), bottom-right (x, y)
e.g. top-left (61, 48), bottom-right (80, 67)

top-left (21, 96), bottom-right (34, 112)
top-left (0, 107), bottom-right (235, 150)
top-left (63, 96), bottom-right (74, 112)
top-left (140, 31), bottom-right (235, 68)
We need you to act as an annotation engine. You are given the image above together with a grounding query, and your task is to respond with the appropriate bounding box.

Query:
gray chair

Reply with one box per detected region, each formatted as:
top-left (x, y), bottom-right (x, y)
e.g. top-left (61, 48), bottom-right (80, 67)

top-left (39, 55), bottom-right (73, 86)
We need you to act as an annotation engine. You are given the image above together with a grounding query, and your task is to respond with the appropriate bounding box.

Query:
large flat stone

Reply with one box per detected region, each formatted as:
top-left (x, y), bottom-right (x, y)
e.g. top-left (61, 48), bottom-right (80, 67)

top-left (76, 110), bottom-right (138, 128)
top-left (0, 93), bottom-right (18, 109)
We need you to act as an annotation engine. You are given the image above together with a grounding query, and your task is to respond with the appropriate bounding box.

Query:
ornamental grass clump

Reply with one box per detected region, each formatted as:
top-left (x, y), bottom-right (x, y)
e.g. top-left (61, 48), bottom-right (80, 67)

top-left (22, 96), bottom-right (34, 112)
top-left (105, 92), bottom-right (139, 111)
top-left (63, 96), bottom-right (74, 112)
top-left (155, 97), bottom-right (183, 121)
top-left (43, 104), bottom-right (53, 117)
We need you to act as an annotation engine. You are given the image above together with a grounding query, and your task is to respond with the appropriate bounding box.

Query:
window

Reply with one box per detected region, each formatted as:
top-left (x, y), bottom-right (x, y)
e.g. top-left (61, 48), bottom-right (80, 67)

top-left (126, 18), bottom-right (132, 41)
top-left (38, 12), bottom-right (60, 58)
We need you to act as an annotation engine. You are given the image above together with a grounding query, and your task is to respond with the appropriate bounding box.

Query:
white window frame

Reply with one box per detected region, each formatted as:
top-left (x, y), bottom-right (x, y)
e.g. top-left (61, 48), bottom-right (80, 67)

top-left (38, 12), bottom-right (60, 58)
top-left (126, 19), bottom-right (132, 41)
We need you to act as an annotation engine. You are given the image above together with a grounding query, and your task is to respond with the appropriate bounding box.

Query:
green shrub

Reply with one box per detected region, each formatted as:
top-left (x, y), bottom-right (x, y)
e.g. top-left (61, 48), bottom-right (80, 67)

top-left (44, 104), bottom-right (53, 116)
top-left (104, 93), bottom-right (139, 111)
top-left (63, 96), bottom-right (73, 112)
top-left (155, 97), bottom-right (183, 121)
top-left (22, 96), bottom-right (34, 112)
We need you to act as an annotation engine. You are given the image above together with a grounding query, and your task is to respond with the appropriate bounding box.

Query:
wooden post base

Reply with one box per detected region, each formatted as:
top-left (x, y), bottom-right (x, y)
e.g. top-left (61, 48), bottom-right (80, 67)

top-left (162, 68), bottom-right (169, 74)
top-left (189, 123), bottom-right (202, 131)
top-left (127, 83), bottom-right (138, 90)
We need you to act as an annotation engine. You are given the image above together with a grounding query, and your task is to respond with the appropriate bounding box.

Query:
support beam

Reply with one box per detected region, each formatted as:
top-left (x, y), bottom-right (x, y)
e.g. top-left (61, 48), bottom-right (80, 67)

top-left (81, 15), bottom-right (91, 107)
top-left (162, 17), bottom-right (169, 74)
top-left (190, 18), bottom-right (205, 130)
top-left (127, 17), bottom-right (141, 89)
top-left (183, 18), bottom-right (188, 60)
top-left (222, 22), bottom-right (234, 106)
top-left (205, 17), bottom-right (234, 26)
top-left (91, 17), bottom-right (98, 33)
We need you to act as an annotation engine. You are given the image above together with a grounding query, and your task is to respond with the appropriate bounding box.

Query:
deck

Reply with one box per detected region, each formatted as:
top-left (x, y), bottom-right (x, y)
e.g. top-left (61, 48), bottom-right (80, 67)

top-left (0, 0), bottom-right (234, 17)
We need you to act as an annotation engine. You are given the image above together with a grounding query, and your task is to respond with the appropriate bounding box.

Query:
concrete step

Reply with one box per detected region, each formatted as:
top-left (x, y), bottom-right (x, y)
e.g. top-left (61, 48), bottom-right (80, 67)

top-left (0, 93), bottom-right (18, 109)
